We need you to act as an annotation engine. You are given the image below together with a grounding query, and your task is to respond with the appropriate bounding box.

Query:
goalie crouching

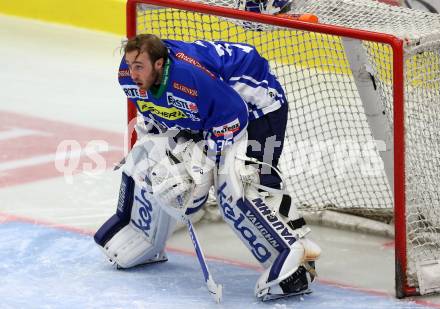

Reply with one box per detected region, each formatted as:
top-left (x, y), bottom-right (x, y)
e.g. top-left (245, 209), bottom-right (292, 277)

top-left (94, 33), bottom-right (320, 301)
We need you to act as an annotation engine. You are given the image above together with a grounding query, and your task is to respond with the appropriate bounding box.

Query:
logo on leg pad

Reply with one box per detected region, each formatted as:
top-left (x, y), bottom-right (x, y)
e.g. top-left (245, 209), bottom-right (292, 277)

top-left (131, 189), bottom-right (153, 237)
top-left (218, 182), bottom-right (271, 263)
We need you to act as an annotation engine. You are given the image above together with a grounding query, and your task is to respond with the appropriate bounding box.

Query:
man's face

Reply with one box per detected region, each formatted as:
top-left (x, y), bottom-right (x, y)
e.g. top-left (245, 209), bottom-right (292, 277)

top-left (125, 51), bottom-right (163, 91)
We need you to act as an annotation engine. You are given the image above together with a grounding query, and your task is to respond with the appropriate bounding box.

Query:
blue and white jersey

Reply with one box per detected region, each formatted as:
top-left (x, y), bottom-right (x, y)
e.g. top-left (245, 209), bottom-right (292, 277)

top-left (118, 39), bottom-right (286, 154)
top-left (165, 40), bottom-right (287, 120)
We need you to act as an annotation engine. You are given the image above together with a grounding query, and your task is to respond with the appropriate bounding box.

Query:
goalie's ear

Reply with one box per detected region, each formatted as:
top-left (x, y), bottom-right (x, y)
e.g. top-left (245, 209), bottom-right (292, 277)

top-left (154, 57), bottom-right (165, 70)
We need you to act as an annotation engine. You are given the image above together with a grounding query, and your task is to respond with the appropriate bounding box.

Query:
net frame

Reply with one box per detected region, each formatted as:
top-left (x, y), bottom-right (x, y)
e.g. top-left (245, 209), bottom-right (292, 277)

top-left (125, 0), bottom-right (410, 296)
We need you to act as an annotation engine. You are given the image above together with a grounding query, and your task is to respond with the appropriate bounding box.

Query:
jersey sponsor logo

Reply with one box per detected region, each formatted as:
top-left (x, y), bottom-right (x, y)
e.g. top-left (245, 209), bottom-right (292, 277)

top-left (166, 92), bottom-right (200, 121)
top-left (218, 182), bottom-right (271, 263)
top-left (253, 198), bottom-right (296, 246)
top-left (212, 119), bottom-right (240, 137)
top-left (167, 92), bottom-right (199, 113)
top-left (172, 81), bottom-right (198, 97)
top-left (166, 92), bottom-right (199, 113)
top-left (175, 52), bottom-right (216, 79)
top-left (136, 100), bottom-right (188, 120)
top-left (122, 85), bottom-right (148, 99)
top-left (139, 88), bottom-right (147, 97)
top-left (131, 189), bottom-right (153, 237)
top-left (118, 69), bottom-right (130, 78)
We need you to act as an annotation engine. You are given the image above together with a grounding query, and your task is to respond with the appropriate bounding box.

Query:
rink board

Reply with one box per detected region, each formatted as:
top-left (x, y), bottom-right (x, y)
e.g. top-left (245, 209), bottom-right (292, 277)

top-left (0, 219), bottom-right (435, 309)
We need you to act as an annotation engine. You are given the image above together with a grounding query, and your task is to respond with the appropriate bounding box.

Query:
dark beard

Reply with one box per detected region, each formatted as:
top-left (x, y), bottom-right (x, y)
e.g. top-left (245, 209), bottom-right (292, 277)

top-left (152, 68), bottom-right (161, 86)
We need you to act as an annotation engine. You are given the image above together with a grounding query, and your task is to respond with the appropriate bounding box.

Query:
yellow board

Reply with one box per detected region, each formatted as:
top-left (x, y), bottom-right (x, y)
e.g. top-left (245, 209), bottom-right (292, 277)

top-left (0, 0), bottom-right (126, 35)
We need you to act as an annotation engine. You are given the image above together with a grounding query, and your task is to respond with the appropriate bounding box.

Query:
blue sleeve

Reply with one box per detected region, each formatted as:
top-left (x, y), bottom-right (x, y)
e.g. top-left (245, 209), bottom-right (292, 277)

top-left (205, 41), bottom-right (263, 81)
top-left (118, 56), bottom-right (131, 85)
top-left (165, 39), bottom-right (261, 81)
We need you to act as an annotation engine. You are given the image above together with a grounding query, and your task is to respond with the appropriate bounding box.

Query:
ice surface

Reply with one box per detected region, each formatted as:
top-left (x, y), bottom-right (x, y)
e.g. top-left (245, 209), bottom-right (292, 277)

top-left (0, 221), bottom-right (433, 309)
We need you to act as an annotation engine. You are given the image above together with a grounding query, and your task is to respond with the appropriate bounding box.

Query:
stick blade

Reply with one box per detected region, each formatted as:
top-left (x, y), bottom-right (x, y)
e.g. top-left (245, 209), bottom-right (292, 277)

top-left (207, 277), bottom-right (223, 303)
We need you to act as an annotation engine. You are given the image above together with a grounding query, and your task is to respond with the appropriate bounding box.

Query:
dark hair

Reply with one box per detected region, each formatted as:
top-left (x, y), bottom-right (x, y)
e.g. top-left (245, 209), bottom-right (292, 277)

top-left (122, 34), bottom-right (168, 64)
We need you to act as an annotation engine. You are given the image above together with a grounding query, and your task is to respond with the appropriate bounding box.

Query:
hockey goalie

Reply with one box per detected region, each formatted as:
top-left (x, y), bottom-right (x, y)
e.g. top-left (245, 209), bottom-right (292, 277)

top-left (94, 21), bottom-right (321, 301)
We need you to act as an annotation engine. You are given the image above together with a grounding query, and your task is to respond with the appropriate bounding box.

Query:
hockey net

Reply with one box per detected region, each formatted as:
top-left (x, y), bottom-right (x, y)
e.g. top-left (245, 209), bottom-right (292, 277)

top-left (126, 0), bottom-right (440, 297)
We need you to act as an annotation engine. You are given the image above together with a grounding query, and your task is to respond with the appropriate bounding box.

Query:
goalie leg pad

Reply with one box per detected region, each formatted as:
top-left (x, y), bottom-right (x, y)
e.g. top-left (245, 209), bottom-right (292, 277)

top-left (255, 241), bottom-right (316, 300)
top-left (258, 264), bottom-right (314, 301)
top-left (214, 135), bottom-right (320, 300)
top-left (250, 193), bottom-right (321, 299)
top-left (94, 172), bottom-right (176, 269)
top-left (101, 224), bottom-right (168, 268)
top-left (94, 173), bottom-right (135, 247)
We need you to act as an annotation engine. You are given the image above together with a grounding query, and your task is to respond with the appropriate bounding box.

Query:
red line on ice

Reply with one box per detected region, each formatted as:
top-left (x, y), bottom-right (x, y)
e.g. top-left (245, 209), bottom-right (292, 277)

top-left (0, 110), bottom-right (124, 188)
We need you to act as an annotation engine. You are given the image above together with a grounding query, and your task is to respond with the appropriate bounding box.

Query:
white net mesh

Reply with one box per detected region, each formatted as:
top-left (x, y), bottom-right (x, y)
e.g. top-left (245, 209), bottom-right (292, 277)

top-left (133, 0), bottom-right (440, 293)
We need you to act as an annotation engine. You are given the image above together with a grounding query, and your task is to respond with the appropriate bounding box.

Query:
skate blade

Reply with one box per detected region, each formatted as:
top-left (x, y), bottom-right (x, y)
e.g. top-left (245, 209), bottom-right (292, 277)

top-left (116, 256), bottom-right (168, 270)
top-left (261, 288), bottom-right (312, 301)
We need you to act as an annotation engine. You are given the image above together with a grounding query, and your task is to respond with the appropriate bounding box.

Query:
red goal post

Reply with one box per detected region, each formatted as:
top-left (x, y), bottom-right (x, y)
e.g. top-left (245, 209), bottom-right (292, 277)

top-left (125, 0), bottom-right (440, 298)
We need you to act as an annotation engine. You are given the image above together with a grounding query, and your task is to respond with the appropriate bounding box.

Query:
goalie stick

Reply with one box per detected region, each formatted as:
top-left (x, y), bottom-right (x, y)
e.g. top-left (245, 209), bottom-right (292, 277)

top-left (186, 219), bottom-right (223, 303)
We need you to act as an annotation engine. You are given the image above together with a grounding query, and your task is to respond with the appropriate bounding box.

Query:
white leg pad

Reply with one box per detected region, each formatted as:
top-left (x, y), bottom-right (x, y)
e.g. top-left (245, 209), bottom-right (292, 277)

top-left (102, 224), bottom-right (162, 269)
top-left (95, 174), bottom-right (176, 269)
top-left (256, 241), bottom-right (305, 294)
